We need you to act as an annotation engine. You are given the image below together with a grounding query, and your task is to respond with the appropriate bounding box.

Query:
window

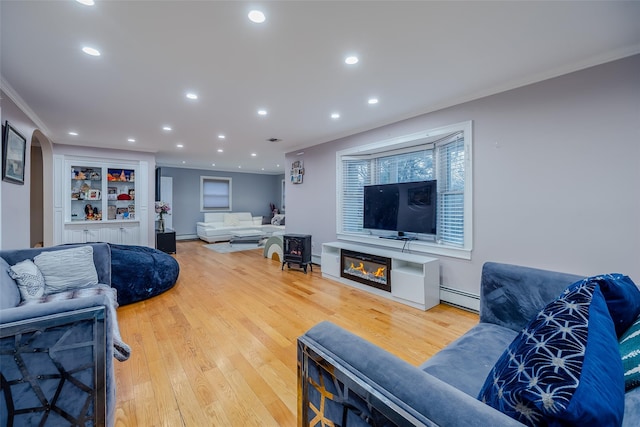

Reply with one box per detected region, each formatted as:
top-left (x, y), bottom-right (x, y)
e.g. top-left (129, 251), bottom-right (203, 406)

top-left (337, 121), bottom-right (472, 258)
top-left (200, 176), bottom-right (231, 211)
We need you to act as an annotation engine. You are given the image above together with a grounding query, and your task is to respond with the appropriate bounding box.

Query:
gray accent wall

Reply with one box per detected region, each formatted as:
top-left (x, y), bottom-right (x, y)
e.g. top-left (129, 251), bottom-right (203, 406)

top-left (285, 55), bottom-right (640, 297)
top-left (159, 167), bottom-right (284, 238)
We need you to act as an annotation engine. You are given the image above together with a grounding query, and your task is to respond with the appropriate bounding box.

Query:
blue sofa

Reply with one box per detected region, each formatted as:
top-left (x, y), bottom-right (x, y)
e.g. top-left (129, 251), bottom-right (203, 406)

top-left (0, 243), bottom-right (124, 427)
top-left (298, 262), bottom-right (640, 426)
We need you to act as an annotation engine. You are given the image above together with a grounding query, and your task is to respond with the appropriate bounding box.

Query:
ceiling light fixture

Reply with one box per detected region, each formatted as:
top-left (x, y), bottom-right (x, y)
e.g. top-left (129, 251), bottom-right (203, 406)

top-left (212, 163), bottom-right (216, 166)
top-left (186, 92), bottom-right (198, 100)
top-left (76, 0), bottom-right (95, 5)
top-left (82, 46), bottom-right (101, 56)
top-left (331, 112), bottom-right (340, 119)
top-left (176, 144), bottom-right (184, 148)
top-left (368, 98), bottom-right (379, 105)
top-left (127, 138), bottom-right (135, 143)
top-left (162, 126), bottom-right (172, 131)
top-left (68, 131), bottom-right (78, 136)
top-left (217, 149), bottom-right (224, 153)
top-left (248, 10), bottom-right (266, 23)
top-left (257, 109), bottom-right (267, 116)
top-left (345, 56), bottom-right (359, 65)
top-left (218, 134), bottom-right (225, 139)
top-left (251, 153), bottom-right (257, 157)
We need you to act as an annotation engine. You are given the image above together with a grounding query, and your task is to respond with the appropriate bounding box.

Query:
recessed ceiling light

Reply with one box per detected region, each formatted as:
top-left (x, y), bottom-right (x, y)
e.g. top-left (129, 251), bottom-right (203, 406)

top-left (257, 109), bottom-right (267, 116)
top-left (217, 149), bottom-right (224, 153)
top-left (186, 92), bottom-right (198, 100)
top-left (261, 168), bottom-right (265, 171)
top-left (182, 161), bottom-right (186, 164)
top-left (127, 138), bottom-right (136, 143)
top-left (82, 46), bottom-right (101, 56)
top-left (331, 113), bottom-right (340, 119)
top-left (345, 56), bottom-right (359, 65)
top-left (248, 10), bottom-right (266, 23)
top-left (76, 0), bottom-right (94, 5)
top-left (218, 134), bottom-right (225, 139)
top-left (162, 126), bottom-right (172, 131)
top-left (251, 153), bottom-right (257, 157)
top-left (276, 164), bottom-right (280, 167)
top-left (176, 144), bottom-right (184, 148)
top-left (212, 163), bottom-right (216, 167)
top-left (368, 98), bottom-right (379, 105)
top-left (68, 131), bottom-right (78, 136)
top-left (238, 165), bottom-right (242, 169)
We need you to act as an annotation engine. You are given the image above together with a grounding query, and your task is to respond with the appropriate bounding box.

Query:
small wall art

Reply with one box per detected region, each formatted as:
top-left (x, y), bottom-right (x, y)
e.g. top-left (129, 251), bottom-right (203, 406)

top-left (2, 121), bottom-right (26, 185)
top-left (290, 160), bottom-right (304, 184)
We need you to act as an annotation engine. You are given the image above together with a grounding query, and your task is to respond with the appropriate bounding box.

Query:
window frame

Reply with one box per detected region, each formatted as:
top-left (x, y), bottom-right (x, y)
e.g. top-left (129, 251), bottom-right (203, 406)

top-left (200, 176), bottom-right (232, 212)
top-left (335, 121), bottom-right (473, 259)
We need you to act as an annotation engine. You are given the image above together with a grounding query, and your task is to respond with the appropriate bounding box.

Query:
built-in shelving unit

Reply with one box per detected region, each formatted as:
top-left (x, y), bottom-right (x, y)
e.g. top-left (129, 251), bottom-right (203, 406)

top-left (54, 156), bottom-right (148, 246)
top-left (321, 241), bottom-right (439, 310)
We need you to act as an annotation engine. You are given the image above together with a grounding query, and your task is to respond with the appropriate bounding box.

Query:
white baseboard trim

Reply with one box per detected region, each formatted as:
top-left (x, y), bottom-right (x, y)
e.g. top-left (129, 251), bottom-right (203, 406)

top-left (311, 254), bottom-right (322, 265)
top-left (439, 286), bottom-right (480, 312)
top-left (177, 234), bottom-right (198, 241)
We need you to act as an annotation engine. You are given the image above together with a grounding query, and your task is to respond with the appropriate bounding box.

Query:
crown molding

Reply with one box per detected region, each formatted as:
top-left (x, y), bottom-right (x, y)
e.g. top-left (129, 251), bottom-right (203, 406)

top-left (1, 75), bottom-right (53, 138)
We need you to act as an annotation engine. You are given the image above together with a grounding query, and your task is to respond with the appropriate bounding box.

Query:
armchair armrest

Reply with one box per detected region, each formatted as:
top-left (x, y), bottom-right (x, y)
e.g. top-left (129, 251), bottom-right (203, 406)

top-left (0, 305), bottom-right (107, 426)
top-left (299, 321), bottom-right (523, 426)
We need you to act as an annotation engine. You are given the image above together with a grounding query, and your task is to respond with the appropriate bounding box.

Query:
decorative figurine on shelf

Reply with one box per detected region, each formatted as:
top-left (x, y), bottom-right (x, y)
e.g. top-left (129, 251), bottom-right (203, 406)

top-left (119, 170), bottom-right (126, 181)
top-left (85, 204), bottom-right (94, 220)
top-left (155, 201), bottom-right (171, 232)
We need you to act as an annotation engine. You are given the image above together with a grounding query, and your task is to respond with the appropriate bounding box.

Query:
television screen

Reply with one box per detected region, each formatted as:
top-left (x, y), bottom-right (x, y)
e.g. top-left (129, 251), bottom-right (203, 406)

top-left (363, 180), bottom-right (437, 235)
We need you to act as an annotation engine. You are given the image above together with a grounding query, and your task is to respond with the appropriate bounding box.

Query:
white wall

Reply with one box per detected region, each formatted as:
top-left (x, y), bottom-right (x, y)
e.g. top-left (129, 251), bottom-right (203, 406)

top-left (0, 91), bottom-right (38, 249)
top-left (286, 55), bottom-right (640, 296)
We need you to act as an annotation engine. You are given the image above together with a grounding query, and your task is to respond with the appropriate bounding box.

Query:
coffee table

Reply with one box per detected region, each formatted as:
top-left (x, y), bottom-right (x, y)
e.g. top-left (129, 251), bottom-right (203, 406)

top-left (229, 229), bottom-right (266, 245)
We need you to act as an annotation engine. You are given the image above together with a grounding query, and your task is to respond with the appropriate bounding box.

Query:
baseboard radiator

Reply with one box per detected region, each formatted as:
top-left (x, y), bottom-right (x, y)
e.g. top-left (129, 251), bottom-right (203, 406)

top-left (439, 286), bottom-right (480, 312)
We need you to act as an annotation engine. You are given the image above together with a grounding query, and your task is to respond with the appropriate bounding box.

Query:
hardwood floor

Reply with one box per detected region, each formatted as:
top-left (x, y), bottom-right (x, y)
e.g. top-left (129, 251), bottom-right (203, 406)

top-left (114, 240), bottom-right (479, 426)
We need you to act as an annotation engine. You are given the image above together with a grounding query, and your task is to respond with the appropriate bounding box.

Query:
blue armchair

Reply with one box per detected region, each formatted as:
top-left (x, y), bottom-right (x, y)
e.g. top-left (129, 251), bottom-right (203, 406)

top-left (1, 243), bottom-right (122, 427)
top-left (298, 262), bottom-right (640, 426)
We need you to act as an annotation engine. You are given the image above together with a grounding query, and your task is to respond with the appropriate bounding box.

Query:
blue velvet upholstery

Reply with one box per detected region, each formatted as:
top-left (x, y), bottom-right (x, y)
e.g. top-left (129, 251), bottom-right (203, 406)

top-left (587, 273), bottom-right (640, 337)
top-left (109, 244), bottom-right (179, 305)
top-left (420, 323), bottom-right (518, 397)
top-left (0, 257), bottom-right (22, 309)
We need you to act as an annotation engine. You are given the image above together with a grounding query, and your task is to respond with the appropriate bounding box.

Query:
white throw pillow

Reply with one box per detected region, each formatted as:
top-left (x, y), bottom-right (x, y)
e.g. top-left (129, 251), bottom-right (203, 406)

top-left (271, 214), bottom-right (285, 226)
top-left (34, 246), bottom-right (99, 293)
top-left (9, 259), bottom-right (46, 301)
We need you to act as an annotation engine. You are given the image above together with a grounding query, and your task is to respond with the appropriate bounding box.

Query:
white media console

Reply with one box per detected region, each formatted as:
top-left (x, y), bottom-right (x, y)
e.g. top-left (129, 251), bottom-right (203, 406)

top-left (321, 241), bottom-right (440, 310)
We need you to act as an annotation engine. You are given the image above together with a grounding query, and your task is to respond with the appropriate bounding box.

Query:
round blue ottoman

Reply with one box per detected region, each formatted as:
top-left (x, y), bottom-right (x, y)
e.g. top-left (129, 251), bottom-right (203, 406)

top-left (109, 244), bottom-right (179, 305)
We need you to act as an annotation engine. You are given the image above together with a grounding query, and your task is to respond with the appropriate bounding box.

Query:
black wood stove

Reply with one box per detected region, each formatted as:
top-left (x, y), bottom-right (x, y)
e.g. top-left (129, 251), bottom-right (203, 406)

top-left (282, 234), bottom-right (312, 273)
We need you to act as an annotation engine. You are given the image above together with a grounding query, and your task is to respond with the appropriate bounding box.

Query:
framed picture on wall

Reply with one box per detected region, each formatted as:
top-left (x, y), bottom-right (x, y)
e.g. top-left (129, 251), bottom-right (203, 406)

top-left (2, 120), bottom-right (26, 185)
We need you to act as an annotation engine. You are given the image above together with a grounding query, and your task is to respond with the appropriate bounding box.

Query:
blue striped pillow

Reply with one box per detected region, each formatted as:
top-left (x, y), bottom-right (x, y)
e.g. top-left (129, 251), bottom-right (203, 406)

top-left (620, 315), bottom-right (640, 391)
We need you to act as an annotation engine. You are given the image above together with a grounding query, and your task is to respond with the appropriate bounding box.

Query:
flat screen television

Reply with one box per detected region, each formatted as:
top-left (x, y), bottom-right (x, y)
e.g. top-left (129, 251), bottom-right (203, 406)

top-left (363, 180), bottom-right (437, 236)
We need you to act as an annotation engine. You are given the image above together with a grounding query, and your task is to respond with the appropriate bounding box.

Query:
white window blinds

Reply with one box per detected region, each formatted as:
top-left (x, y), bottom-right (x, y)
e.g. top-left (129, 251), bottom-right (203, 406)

top-left (201, 177), bottom-right (231, 211)
top-left (340, 132), bottom-right (466, 247)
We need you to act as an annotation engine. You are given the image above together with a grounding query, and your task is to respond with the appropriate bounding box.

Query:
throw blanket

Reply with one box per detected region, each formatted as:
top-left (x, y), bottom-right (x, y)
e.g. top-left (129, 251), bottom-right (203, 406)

top-left (20, 284), bottom-right (131, 361)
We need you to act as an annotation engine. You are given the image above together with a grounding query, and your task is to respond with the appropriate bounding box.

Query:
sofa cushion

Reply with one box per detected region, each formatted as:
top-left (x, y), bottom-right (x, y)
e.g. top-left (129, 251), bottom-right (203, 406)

top-left (420, 323), bottom-right (518, 397)
top-left (0, 257), bottom-right (21, 309)
top-left (34, 245), bottom-right (99, 293)
top-left (620, 314), bottom-right (640, 391)
top-left (478, 280), bottom-right (624, 427)
top-left (8, 259), bottom-right (46, 302)
top-left (223, 213), bottom-right (240, 226)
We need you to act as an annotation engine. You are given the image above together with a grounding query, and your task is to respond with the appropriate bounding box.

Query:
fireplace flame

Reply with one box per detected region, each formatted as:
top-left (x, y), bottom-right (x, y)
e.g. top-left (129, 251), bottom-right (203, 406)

top-left (349, 262), bottom-right (386, 279)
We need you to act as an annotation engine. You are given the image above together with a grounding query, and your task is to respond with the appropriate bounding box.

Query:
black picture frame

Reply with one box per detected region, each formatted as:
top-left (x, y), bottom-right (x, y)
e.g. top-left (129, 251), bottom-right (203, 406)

top-left (2, 121), bottom-right (26, 185)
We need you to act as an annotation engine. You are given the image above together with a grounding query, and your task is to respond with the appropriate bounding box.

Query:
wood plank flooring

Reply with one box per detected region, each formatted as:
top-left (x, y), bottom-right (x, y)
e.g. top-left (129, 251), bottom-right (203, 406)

top-left (114, 240), bottom-right (479, 426)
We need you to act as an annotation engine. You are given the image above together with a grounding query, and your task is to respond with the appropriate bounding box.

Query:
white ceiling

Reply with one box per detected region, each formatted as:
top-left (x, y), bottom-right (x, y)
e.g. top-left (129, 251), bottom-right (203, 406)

top-left (2, 1), bottom-right (639, 174)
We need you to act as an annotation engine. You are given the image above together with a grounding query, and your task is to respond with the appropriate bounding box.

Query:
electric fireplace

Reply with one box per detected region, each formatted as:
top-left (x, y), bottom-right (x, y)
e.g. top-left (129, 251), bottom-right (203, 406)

top-left (340, 249), bottom-right (391, 292)
top-left (282, 234), bottom-right (313, 273)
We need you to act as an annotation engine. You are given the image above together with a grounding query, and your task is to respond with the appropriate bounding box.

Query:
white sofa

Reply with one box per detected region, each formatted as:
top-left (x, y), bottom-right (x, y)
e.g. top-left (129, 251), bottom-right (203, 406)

top-left (196, 212), bottom-right (284, 243)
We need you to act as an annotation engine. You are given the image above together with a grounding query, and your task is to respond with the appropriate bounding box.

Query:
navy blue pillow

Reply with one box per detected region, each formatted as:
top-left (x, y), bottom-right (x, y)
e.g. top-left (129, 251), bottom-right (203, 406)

top-left (583, 274), bottom-right (640, 337)
top-left (478, 282), bottom-right (624, 426)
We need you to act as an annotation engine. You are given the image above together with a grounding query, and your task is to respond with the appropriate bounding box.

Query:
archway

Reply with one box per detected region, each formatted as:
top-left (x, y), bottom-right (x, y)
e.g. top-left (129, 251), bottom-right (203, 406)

top-left (32, 129), bottom-right (53, 246)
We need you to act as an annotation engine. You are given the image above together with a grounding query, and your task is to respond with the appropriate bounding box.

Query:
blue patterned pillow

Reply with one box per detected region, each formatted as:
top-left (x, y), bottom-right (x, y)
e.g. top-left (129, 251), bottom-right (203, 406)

top-left (478, 282), bottom-right (624, 426)
top-left (620, 314), bottom-right (640, 391)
